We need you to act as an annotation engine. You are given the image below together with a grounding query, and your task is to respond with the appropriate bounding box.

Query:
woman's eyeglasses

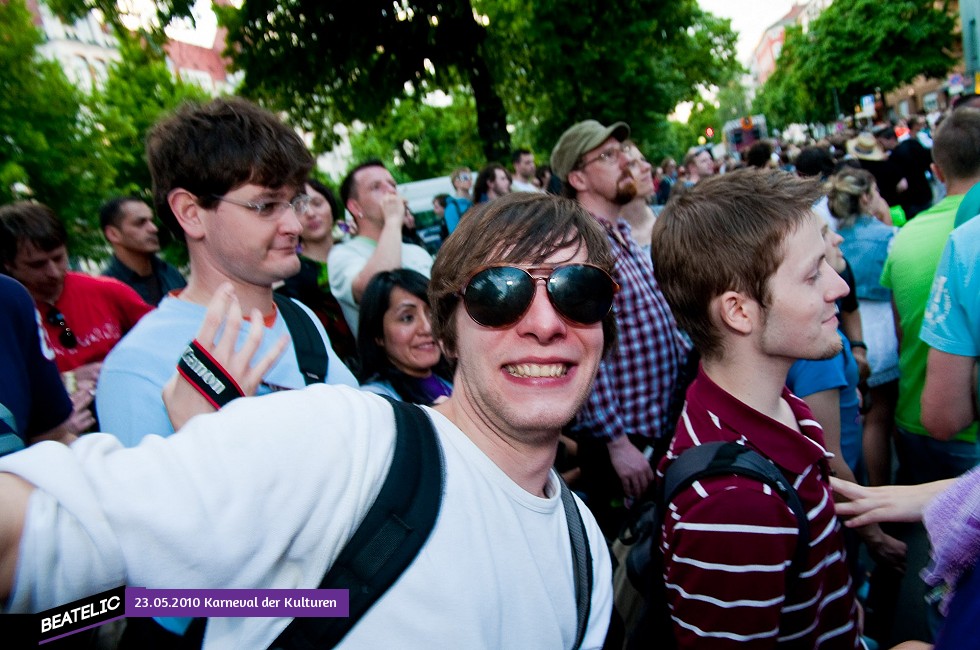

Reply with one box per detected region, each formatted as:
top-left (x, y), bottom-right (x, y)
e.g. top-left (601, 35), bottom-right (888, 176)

top-left (46, 307), bottom-right (77, 348)
top-left (459, 264), bottom-right (618, 328)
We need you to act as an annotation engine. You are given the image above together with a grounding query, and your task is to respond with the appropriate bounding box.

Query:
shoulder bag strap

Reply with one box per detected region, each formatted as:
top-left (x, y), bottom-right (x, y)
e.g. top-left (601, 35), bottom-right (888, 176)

top-left (272, 293), bottom-right (327, 385)
top-left (559, 479), bottom-right (592, 650)
top-left (269, 398), bottom-right (444, 649)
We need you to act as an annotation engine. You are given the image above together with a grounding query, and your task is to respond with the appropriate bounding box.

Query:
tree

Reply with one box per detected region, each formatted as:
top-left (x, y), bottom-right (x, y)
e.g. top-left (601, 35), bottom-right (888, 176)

top-left (347, 90), bottom-right (485, 182)
top-left (89, 38), bottom-right (210, 198)
top-left (213, 0), bottom-right (513, 162)
top-left (756, 0), bottom-right (956, 126)
top-left (803, 0), bottom-right (956, 114)
top-left (0, 0), bottom-right (116, 259)
top-left (752, 27), bottom-right (824, 129)
top-left (487, 0), bottom-right (741, 161)
top-left (51, 0), bottom-right (740, 177)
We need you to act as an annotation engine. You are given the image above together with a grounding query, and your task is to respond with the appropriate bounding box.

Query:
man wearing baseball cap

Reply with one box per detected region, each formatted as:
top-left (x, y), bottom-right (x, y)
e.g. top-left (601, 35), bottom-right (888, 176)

top-left (551, 120), bottom-right (690, 535)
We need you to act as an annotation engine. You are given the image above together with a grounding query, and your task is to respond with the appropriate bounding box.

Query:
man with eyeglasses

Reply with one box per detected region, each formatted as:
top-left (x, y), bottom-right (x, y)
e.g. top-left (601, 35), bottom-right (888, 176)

top-left (0, 201), bottom-right (151, 436)
top-left (96, 97), bottom-right (358, 452)
top-left (550, 120), bottom-right (690, 535)
top-left (93, 96), bottom-right (359, 646)
top-left (0, 193), bottom-right (614, 648)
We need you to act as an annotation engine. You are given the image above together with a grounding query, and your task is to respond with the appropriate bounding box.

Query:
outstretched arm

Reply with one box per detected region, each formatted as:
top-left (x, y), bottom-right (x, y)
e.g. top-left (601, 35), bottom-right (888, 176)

top-left (831, 477), bottom-right (953, 528)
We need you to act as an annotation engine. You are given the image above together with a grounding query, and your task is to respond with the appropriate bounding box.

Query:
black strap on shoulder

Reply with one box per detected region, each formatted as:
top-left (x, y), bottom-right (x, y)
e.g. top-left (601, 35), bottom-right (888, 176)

top-left (273, 293), bottom-right (327, 385)
top-left (559, 479), bottom-right (592, 650)
top-left (269, 398), bottom-right (444, 650)
top-left (663, 441), bottom-right (811, 579)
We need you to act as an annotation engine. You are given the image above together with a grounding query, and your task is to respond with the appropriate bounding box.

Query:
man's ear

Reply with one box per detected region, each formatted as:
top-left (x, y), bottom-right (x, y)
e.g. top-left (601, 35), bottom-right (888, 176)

top-left (714, 290), bottom-right (756, 336)
top-left (169, 189), bottom-right (205, 241)
top-left (346, 198), bottom-right (363, 221)
top-left (103, 225), bottom-right (121, 246)
top-left (567, 168), bottom-right (589, 193)
top-left (931, 162), bottom-right (946, 185)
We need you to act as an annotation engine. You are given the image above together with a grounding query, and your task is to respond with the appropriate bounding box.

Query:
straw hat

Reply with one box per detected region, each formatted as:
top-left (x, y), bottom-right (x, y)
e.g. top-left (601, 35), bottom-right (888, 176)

top-left (846, 133), bottom-right (886, 161)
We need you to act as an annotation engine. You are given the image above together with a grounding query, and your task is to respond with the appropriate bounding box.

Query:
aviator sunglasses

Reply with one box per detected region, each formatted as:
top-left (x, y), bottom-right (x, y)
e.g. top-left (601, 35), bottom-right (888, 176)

top-left (45, 307), bottom-right (77, 349)
top-left (460, 264), bottom-right (618, 328)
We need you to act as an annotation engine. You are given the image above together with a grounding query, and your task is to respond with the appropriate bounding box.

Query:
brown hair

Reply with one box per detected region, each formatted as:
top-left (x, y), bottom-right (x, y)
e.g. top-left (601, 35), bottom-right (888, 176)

top-left (145, 97), bottom-right (313, 242)
top-left (429, 192), bottom-right (616, 357)
top-left (651, 169), bottom-right (823, 360)
top-left (0, 201), bottom-right (67, 267)
top-left (932, 107), bottom-right (980, 182)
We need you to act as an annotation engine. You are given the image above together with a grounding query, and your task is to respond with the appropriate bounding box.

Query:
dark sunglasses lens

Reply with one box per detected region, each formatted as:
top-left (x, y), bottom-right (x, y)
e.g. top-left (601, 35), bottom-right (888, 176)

top-left (464, 267), bottom-right (534, 327)
top-left (548, 265), bottom-right (615, 324)
top-left (60, 329), bottom-right (77, 348)
top-left (46, 309), bottom-right (77, 348)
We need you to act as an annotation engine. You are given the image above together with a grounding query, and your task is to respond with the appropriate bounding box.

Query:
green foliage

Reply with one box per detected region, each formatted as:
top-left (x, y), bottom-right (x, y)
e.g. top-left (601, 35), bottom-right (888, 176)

top-left (0, 0), bottom-right (116, 259)
top-left (487, 0), bottom-right (741, 161)
top-left (752, 27), bottom-right (823, 129)
top-left (89, 38), bottom-right (209, 199)
top-left (347, 91), bottom-right (485, 181)
top-left (801, 0), bottom-right (956, 114)
top-left (57, 0), bottom-right (739, 176)
top-left (754, 0), bottom-right (956, 127)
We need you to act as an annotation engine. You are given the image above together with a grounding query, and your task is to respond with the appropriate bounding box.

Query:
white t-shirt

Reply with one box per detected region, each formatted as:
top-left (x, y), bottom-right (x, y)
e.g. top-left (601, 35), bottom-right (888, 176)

top-left (1, 386), bottom-right (612, 649)
top-left (327, 237), bottom-right (434, 336)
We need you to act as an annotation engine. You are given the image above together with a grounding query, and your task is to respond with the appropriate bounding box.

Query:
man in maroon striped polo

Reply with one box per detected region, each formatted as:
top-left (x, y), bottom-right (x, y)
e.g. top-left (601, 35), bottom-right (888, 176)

top-left (650, 169), bottom-right (862, 648)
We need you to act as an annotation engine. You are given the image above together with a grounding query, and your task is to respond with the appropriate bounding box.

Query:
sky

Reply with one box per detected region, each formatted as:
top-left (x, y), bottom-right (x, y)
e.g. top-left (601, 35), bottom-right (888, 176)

top-left (697, 0), bottom-right (802, 65)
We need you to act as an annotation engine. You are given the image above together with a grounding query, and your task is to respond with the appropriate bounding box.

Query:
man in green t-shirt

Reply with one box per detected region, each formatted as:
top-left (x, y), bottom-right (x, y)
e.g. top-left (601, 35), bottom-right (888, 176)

top-left (881, 107), bottom-right (980, 485)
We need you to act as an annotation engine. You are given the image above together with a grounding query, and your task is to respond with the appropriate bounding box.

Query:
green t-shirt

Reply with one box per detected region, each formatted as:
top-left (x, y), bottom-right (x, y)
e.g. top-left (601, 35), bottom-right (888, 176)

top-left (880, 194), bottom-right (978, 442)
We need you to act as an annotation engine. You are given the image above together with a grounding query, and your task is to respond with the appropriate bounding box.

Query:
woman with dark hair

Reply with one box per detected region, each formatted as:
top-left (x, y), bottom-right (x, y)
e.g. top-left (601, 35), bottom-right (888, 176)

top-left (357, 269), bottom-right (452, 404)
top-left (276, 178), bottom-right (359, 371)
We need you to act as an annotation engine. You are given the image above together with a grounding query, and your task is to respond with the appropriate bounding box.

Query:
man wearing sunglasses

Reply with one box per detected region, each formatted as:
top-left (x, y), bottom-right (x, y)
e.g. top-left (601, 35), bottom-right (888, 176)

top-left (551, 120), bottom-right (690, 533)
top-left (650, 169), bottom-right (860, 647)
top-left (0, 193), bottom-right (615, 648)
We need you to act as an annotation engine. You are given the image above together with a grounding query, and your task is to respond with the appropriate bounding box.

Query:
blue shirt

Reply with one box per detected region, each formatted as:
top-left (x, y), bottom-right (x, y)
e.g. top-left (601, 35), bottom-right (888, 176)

top-left (786, 334), bottom-right (862, 474)
top-left (0, 275), bottom-right (72, 454)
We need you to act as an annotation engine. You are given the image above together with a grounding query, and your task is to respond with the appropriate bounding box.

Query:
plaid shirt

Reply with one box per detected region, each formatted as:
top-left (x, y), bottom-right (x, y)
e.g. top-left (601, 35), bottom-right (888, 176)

top-left (576, 214), bottom-right (688, 442)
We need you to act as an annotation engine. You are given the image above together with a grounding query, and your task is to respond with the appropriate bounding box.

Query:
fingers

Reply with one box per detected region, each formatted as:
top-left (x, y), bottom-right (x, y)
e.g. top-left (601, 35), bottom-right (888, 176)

top-left (830, 476), bottom-right (866, 500)
top-left (198, 282), bottom-right (236, 347)
top-left (240, 333), bottom-right (289, 394)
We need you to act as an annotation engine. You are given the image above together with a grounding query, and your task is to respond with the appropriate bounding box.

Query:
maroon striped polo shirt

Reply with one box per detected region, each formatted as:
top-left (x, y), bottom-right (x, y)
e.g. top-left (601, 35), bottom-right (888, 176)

top-left (657, 367), bottom-right (861, 648)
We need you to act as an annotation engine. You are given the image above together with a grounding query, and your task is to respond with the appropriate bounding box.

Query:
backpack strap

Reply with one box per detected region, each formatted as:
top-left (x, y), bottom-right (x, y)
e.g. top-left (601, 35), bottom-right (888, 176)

top-left (269, 398), bottom-right (444, 650)
top-left (559, 480), bottom-right (592, 650)
top-left (272, 294), bottom-right (328, 385)
top-left (663, 441), bottom-right (811, 578)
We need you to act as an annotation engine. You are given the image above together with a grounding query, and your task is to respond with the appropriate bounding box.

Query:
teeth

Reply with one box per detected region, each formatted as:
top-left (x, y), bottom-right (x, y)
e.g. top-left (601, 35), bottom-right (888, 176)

top-left (506, 363), bottom-right (568, 378)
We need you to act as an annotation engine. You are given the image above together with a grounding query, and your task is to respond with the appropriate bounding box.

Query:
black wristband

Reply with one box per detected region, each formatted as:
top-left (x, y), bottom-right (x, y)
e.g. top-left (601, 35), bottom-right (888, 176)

top-left (176, 340), bottom-right (245, 409)
top-left (849, 340), bottom-right (867, 350)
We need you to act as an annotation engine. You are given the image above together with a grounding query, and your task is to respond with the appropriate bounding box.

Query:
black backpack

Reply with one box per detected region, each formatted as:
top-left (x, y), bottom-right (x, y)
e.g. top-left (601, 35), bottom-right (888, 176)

top-left (613, 441), bottom-right (811, 650)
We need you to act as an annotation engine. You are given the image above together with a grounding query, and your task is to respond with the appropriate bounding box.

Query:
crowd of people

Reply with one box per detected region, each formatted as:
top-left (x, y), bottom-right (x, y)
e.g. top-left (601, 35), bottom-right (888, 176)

top-left (0, 93), bottom-right (978, 650)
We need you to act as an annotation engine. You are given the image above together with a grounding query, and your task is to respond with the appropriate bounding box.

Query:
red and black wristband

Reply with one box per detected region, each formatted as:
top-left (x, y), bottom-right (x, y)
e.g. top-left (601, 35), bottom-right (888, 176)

top-left (176, 340), bottom-right (245, 409)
